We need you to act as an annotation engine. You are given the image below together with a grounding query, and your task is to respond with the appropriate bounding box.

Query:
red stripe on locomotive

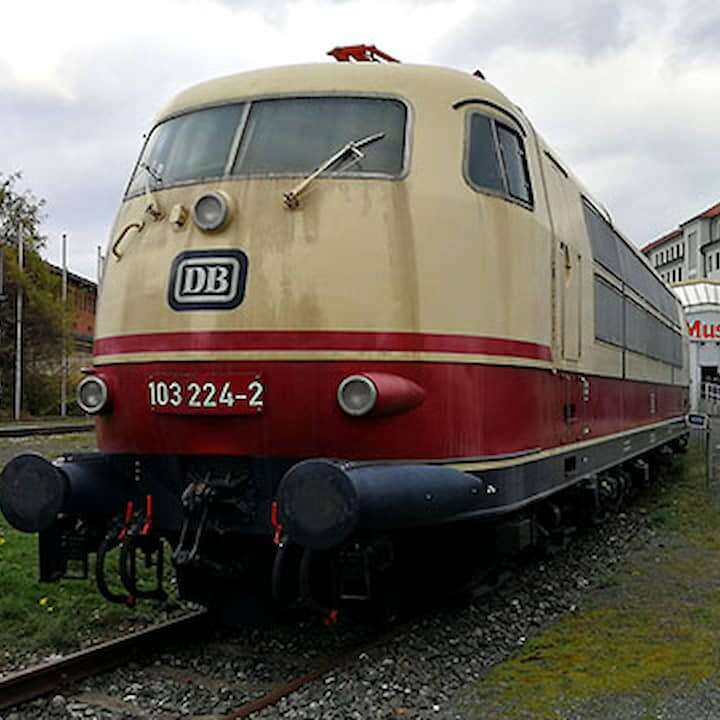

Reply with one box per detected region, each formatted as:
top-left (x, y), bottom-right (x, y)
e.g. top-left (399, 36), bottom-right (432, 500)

top-left (95, 359), bottom-right (688, 459)
top-left (94, 330), bottom-right (553, 362)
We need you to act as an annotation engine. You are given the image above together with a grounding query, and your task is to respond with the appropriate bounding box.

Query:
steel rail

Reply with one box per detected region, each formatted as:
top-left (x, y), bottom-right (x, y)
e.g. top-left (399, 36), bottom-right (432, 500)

top-left (224, 628), bottom-right (394, 720)
top-left (0, 423), bottom-right (94, 439)
top-left (0, 610), bottom-right (211, 711)
top-left (220, 555), bottom-right (521, 718)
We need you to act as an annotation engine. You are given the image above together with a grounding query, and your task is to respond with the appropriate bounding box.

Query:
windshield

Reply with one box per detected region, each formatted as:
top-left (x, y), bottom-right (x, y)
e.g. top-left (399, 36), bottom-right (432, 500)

top-left (126, 96), bottom-right (407, 197)
top-left (126, 104), bottom-right (245, 196)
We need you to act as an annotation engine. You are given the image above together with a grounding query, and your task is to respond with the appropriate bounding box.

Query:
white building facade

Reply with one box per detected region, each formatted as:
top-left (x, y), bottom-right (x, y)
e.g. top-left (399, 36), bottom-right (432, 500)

top-left (643, 202), bottom-right (720, 410)
top-left (643, 202), bottom-right (720, 284)
top-left (671, 282), bottom-right (720, 410)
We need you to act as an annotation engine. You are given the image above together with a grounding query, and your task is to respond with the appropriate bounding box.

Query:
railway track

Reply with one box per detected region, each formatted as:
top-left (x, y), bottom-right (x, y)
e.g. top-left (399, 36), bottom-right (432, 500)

top-left (221, 628), bottom-right (397, 720)
top-left (0, 567), bottom-right (509, 718)
top-left (0, 611), bottom-right (211, 712)
top-left (0, 422), bottom-right (94, 439)
top-left (0, 598), bottom-right (426, 718)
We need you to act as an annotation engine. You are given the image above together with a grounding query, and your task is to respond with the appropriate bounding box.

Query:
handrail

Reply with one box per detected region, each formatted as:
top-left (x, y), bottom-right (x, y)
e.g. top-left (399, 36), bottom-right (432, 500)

top-left (111, 221), bottom-right (144, 260)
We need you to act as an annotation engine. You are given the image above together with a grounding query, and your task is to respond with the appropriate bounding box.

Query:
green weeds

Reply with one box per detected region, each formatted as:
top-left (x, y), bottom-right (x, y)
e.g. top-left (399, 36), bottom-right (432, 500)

top-left (464, 442), bottom-right (720, 719)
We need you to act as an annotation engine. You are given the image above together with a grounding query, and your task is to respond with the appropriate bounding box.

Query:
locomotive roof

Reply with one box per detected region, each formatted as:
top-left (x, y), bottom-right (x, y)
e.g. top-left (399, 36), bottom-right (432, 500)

top-left (157, 63), bottom-right (517, 122)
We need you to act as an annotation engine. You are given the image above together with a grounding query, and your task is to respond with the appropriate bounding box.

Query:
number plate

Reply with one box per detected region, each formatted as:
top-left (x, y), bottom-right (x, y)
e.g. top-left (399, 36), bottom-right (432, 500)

top-left (147, 374), bottom-right (264, 415)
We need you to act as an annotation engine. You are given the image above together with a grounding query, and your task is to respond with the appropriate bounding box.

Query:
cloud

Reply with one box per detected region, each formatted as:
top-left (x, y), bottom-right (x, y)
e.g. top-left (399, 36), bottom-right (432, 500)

top-left (0, 0), bottom-right (718, 280)
top-left (431, 0), bottom-right (720, 247)
top-left (434, 0), bottom-right (657, 68)
top-left (671, 0), bottom-right (720, 63)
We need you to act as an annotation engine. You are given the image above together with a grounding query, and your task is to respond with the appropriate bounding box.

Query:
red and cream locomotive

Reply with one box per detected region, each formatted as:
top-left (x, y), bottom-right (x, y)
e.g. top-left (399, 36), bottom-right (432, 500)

top-left (0, 47), bottom-right (689, 623)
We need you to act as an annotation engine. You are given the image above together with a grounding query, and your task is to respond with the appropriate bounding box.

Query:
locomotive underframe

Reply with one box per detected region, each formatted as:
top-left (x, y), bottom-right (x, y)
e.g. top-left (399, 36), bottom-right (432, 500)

top-left (1, 416), bottom-right (689, 624)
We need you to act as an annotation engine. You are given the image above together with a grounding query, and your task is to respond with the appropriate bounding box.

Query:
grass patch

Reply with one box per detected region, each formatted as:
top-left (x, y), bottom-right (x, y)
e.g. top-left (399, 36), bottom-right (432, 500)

top-left (0, 432), bottom-right (97, 469)
top-left (0, 517), bottom-right (177, 668)
top-left (463, 442), bottom-right (720, 719)
top-left (0, 435), bottom-right (178, 671)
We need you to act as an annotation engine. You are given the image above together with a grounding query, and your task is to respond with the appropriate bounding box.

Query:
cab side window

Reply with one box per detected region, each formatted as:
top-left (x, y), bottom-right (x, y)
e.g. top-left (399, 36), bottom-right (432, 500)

top-left (465, 112), bottom-right (533, 207)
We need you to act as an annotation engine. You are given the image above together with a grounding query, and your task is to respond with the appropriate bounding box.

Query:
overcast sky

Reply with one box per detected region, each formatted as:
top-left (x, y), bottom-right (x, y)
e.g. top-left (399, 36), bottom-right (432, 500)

top-left (1, 0), bottom-right (718, 280)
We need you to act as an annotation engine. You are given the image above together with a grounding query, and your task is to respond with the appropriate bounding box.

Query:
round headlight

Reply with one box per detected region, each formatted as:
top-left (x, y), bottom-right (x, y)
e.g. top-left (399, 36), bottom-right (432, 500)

top-left (337, 375), bottom-right (377, 417)
top-left (192, 191), bottom-right (229, 232)
top-left (76, 376), bottom-right (108, 415)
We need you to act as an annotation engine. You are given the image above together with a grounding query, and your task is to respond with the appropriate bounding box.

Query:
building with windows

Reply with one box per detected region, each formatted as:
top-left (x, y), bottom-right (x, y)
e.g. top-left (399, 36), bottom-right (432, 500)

top-left (642, 201), bottom-right (720, 283)
top-left (46, 263), bottom-right (97, 354)
top-left (642, 201), bottom-right (720, 410)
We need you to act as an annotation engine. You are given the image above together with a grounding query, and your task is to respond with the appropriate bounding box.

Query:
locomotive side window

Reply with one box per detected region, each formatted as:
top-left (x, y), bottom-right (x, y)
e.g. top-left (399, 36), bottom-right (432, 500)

top-left (582, 201), bottom-right (621, 278)
top-left (583, 198), bottom-right (680, 327)
top-left (466, 115), bottom-right (503, 193)
top-left (126, 104), bottom-right (246, 196)
top-left (624, 298), bottom-right (682, 366)
top-left (496, 125), bottom-right (532, 203)
top-left (232, 97), bottom-right (406, 177)
top-left (594, 277), bottom-right (623, 347)
top-left (586, 197), bottom-right (683, 367)
top-left (465, 112), bottom-right (533, 207)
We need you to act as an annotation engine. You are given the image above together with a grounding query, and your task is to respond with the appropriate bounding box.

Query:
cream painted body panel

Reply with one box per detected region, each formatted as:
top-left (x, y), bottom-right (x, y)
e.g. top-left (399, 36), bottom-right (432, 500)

top-left (98, 65), bottom-right (553, 354)
top-left (97, 62), bottom-right (688, 391)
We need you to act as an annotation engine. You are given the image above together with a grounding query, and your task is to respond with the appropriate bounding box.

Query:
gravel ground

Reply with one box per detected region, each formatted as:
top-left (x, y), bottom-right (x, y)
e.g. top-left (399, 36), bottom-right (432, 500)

top-left (253, 511), bottom-right (655, 720)
top-left (552, 680), bottom-right (720, 720)
top-left (4, 497), bottom-right (659, 720)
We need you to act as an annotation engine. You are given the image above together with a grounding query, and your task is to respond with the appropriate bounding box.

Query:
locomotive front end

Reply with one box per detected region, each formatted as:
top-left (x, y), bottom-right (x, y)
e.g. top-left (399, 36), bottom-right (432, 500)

top-left (1, 62), bottom-right (476, 621)
top-left (3, 57), bottom-right (621, 622)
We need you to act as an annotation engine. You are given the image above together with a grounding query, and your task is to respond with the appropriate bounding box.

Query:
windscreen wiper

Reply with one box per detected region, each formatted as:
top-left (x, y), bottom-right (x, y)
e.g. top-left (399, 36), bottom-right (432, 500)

top-left (140, 161), bottom-right (163, 184)
top-left (283, 131), bottom-right (385, 209)
top-left (140, 162), bottom-right (164, 220)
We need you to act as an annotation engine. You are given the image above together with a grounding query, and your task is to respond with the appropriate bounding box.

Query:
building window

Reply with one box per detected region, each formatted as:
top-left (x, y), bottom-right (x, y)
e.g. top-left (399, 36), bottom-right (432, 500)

top-left (709, 254), bottom-right (714, 273)
top-left (678, 267), bottom-right (682, 281)
top-left (688, 231), bottom-right (698, 275)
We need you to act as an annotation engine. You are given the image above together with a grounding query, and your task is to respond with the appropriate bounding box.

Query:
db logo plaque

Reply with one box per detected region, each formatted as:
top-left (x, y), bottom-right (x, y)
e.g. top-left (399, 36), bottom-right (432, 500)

top-left (168, 249), bottom-right (248, 311)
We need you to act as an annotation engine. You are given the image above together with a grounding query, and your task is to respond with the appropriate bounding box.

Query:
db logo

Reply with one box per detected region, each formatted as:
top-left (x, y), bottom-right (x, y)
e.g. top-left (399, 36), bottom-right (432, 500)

top-left (168, 249), bottom-right (248, 311)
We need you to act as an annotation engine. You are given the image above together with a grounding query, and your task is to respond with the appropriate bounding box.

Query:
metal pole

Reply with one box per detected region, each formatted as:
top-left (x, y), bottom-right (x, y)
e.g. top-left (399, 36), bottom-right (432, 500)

top-left (0, 239), bottom-right (4, 411)
top-left (14, 227), bottom-right (23, 421)
top-left (61, 233), bottom-right (68, 417)
top-left (96, 245), bottom-right (103, 289)
top-left (706, 418), bottom-right (713, 489)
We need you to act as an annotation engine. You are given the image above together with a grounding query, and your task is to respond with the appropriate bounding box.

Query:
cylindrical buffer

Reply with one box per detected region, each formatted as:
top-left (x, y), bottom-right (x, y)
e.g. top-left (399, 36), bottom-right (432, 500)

top-left (0, 452), bottom-right (125, 533)
top-left (0, 453), bottom-right (69, 533)
top-left (277, 459), bottom-right (486, 550)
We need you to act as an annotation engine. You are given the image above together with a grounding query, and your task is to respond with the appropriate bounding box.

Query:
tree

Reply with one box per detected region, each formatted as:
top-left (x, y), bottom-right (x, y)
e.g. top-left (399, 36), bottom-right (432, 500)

top-left (0, 173), bottom-right (72, 417)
